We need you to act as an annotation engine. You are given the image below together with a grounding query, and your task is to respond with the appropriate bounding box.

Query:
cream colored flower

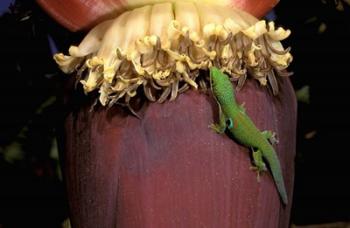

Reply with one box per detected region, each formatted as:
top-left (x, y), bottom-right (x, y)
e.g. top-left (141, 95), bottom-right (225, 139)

top-left (54, 1), bottom-right (292, 107)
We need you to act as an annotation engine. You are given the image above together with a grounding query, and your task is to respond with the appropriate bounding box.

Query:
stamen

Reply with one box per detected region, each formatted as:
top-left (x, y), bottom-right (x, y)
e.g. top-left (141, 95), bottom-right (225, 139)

top-left (125, 95), bottom-right (141, 118)
top-left (157, 87), bottom-right (171, 103)
top-left (178, 83), bottom-right (189, 93)
top-left (170, 79), bottom-right (179, 101)
top-left (150, 78), bottom-right (162, 90)
top-left (143, 84), bottom-right (156, 101)
top-left (264, 36), bottom-right (291, 55)
top-left (267, 70), bottom-right (279, 95)
top-left (277, 70), bottom-right (294, 77)
top-left (155, 78), bottom-right (172, 87)
top-left (199, 79), bottom-right (207, 91)
top-left (237, 73), bottom-right (247, 89)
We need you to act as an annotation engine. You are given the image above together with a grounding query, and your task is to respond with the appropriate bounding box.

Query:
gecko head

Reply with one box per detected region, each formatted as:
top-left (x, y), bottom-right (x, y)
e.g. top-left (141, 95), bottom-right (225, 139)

top-left (210, 67), bottom-right (235, 99)
top-left (209, 67), bottom-right (220, 86)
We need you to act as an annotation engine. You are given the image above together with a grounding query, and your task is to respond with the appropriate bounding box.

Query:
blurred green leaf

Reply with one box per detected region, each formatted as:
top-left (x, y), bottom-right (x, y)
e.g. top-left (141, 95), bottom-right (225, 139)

top-left (296, 85), bottom-right (310, 104)
top-left (3, 141), bottom-right (25, 163)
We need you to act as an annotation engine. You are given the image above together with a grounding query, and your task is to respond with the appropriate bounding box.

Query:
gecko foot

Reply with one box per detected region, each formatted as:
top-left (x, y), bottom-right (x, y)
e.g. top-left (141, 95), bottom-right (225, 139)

top-left (250, 161), bottom-right (267, 182)
top-left (250, 166), bottom-right (264, 182)
top-left (261, 130), bottom-right (279, 145)
top-left (251, 148), bottom-right (267, 182)
top-left (209, 123), bottom-right (225, 134)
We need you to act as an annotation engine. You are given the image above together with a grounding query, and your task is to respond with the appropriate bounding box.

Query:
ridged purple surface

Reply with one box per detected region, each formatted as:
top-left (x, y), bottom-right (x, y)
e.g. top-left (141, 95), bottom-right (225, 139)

top-left (62, 78), bottom-right (296, 228)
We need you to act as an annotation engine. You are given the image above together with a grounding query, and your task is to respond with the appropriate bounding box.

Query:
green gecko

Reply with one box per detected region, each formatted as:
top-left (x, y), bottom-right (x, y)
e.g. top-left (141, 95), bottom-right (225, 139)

top-left (209, 67), bottom-right (288, 205)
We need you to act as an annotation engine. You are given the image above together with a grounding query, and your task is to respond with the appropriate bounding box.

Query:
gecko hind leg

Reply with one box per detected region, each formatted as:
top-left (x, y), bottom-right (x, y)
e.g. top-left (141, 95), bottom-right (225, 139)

top-left (250, 148), bottom-right (268, 182)
top-left (261, 130), bottom-right (279, 145)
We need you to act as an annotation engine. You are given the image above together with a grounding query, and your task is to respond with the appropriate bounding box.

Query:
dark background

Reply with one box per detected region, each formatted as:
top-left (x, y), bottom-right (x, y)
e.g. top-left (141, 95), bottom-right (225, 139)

top-left (0, 0), bottom-right (349, 227)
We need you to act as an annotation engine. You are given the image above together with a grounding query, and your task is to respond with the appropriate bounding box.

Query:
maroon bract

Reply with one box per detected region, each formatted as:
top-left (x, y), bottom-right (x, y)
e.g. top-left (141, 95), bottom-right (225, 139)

top-left (62, 78), bottom-right (296, 228)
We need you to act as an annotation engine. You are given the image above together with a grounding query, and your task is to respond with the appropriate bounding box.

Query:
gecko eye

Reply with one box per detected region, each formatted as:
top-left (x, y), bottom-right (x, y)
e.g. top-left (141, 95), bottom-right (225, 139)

top-left (226, 119), bottom-right (234, 129)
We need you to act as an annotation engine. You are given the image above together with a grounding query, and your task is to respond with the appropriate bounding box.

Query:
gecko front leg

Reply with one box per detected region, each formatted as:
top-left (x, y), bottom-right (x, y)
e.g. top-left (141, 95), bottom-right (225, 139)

top-left (209, 104), bottom-right (230, 134)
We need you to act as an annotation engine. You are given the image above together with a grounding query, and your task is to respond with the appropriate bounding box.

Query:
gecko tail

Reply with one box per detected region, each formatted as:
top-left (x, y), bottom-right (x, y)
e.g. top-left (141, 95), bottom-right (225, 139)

top-left (270, 162), bottom-right (288, 205)
top-left (275, 176), bottom-right (288, 205)
top-left (263, 145), bottom-right (289, 205)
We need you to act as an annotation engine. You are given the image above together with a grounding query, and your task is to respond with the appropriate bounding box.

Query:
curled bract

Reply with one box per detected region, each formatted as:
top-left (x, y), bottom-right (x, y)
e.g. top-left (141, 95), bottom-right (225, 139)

top-left (54, 2), bottom-right (292, 107)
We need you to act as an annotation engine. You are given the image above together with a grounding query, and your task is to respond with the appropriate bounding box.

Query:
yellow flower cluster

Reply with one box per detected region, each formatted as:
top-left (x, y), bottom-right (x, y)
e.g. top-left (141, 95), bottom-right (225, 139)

top-left (54, 1), bottom-right (292, 107)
